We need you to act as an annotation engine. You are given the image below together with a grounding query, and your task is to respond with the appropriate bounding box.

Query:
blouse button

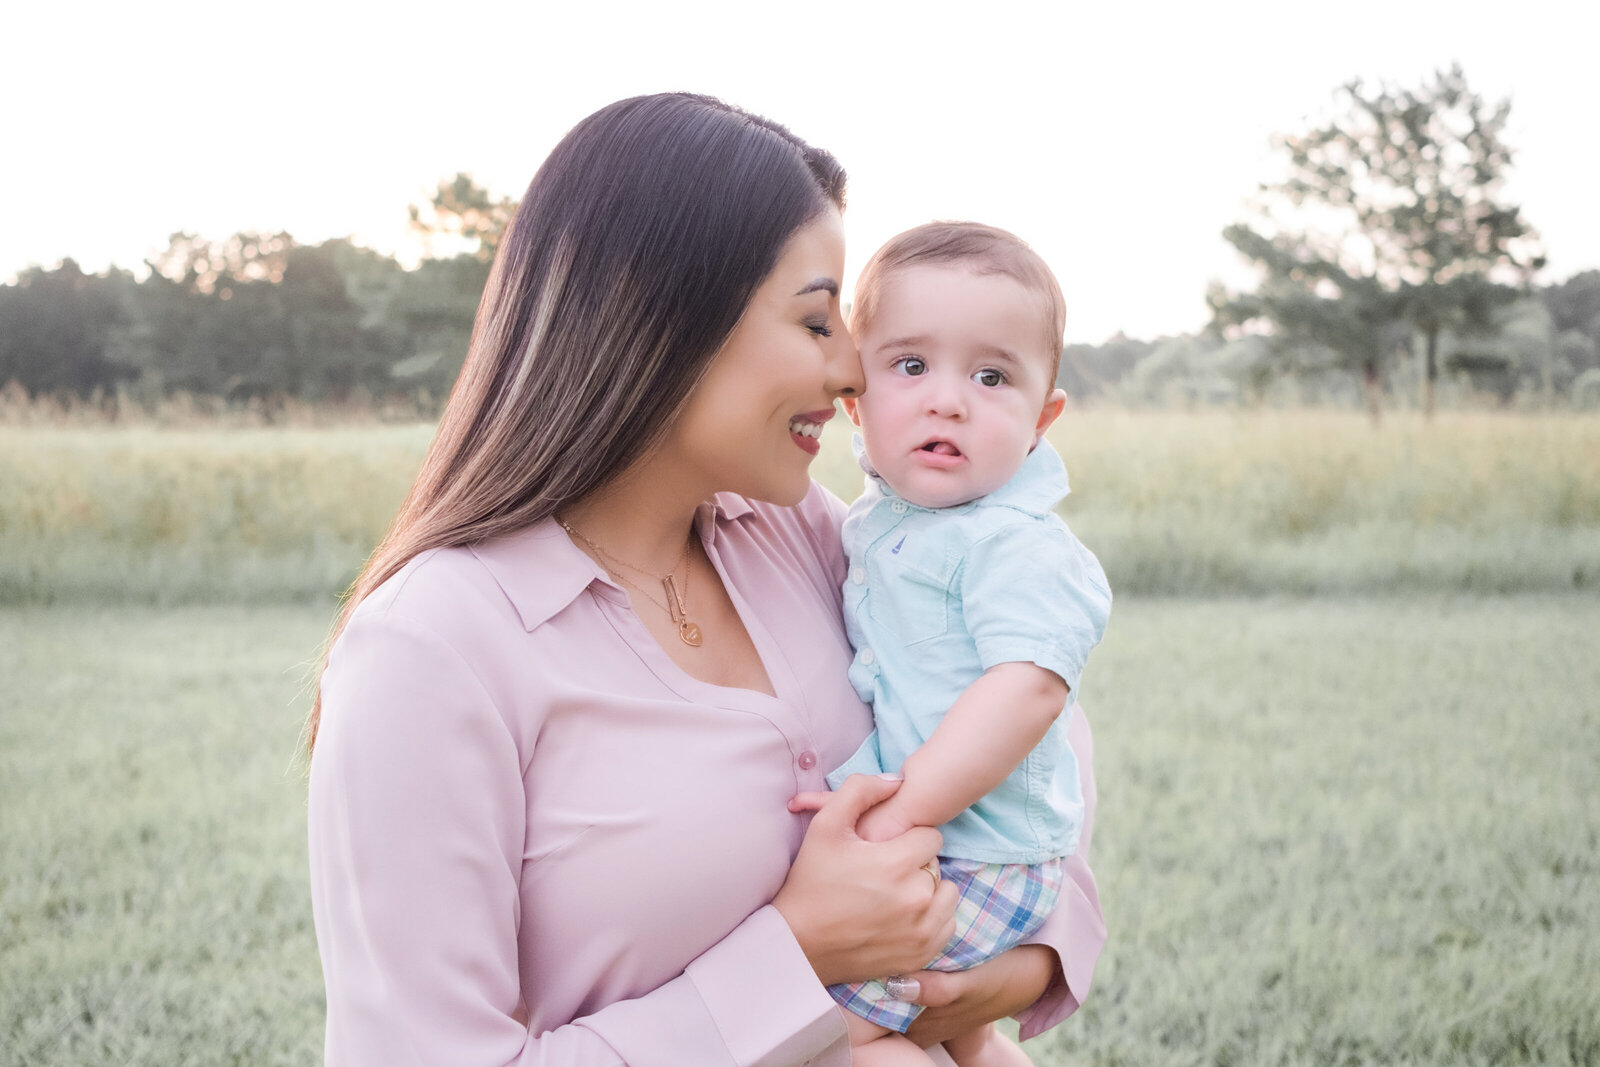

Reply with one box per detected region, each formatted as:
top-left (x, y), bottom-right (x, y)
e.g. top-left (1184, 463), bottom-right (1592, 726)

top-left (891, 501), bottom-right (908, 513)
top-left (798, 751), bottom-right (817, 771)
top-left (850, 566), bottom-right (865, 585)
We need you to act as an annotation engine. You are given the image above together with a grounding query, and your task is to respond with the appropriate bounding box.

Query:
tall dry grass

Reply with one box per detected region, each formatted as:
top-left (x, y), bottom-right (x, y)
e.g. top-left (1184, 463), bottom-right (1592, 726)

top-left (2, 410), bottom-right (1597, 602)
top-left (794, 408), bottom-right (1598, 595)
top-left (0, 425), bottom-right (431, 603)
top-left (1048, 410), bottom-right (1600, 594)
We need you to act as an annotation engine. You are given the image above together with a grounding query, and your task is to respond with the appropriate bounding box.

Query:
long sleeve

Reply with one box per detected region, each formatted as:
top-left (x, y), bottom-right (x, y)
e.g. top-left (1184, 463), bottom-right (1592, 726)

top-left (1014, 705), bottom-right (1105, 1040)
top-left (309, 609), bottom-right (849, 1067)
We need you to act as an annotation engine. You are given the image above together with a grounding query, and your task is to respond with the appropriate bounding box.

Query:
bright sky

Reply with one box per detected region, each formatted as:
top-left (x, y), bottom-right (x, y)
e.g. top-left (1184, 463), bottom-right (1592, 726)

top-left (3, 0), bottom-right (1595, 343)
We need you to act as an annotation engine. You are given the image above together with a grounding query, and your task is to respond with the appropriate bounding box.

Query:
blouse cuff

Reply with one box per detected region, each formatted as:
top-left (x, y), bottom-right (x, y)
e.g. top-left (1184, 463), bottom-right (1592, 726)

top-left (685, 905), bottom-right (849, 1067)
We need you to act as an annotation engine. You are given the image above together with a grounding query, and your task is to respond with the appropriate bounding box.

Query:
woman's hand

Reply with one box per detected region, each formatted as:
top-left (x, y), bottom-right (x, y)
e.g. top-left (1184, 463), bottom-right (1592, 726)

top-left (787, 785), bottom-right (914, 843)
top-left (901, 945), bottom-right (1055, 1048)
top-left (773, 774), bottom-right (958, 986)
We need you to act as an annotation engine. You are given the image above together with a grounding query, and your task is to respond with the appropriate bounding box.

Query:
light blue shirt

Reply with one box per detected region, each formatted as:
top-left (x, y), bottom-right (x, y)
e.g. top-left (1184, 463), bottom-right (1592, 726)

top-left (825, 436), bottom-right (1111, 864)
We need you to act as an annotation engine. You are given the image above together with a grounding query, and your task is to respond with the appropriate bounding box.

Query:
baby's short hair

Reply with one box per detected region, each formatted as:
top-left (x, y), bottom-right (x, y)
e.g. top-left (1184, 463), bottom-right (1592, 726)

top-left (850, 221), bottom-right (1066, 384)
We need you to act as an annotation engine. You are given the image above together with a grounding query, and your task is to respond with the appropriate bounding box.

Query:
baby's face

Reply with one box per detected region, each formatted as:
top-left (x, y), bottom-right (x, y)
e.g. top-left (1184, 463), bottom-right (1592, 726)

top-left (846, 264), bottom-right (1065, 509)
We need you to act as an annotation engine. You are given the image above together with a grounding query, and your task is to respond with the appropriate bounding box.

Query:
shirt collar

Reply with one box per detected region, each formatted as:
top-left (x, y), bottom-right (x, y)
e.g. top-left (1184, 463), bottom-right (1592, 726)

top-left (468, 493), bottom-right (756, 632)
top-left (852, 433), bottom-right (1071, 517)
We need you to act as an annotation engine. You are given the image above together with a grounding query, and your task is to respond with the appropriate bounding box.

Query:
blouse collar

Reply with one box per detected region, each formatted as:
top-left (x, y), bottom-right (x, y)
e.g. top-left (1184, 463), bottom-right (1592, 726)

top-left (468, 493), bottom-right (756, 632)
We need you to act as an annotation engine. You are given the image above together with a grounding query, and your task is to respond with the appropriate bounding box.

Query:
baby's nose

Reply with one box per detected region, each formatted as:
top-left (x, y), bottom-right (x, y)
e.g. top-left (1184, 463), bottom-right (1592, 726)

top-left (925, 377), bottom-right (966, 416)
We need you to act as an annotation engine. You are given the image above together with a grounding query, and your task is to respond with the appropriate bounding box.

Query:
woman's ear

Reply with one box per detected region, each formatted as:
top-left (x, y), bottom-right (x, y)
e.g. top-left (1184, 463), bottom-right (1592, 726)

top-left (842, 396), bottom-right (862, 426)
top-left (1034, 388), bottom-right (1067, 438)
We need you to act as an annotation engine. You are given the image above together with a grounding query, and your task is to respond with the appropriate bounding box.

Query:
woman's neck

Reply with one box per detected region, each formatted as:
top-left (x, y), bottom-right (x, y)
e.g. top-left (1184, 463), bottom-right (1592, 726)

top-left (558, 460), bottom-right (708, 575)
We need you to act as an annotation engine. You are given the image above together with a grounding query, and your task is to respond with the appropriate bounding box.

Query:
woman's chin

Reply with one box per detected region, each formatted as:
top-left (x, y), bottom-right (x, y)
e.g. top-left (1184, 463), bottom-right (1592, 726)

top-left (736, 470), bottom-right (812, 508)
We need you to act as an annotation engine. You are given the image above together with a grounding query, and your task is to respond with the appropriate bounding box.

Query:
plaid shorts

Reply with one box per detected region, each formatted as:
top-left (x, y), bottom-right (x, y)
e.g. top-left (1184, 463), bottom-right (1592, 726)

top-left (828, 856), bottom-right (1066, 1033)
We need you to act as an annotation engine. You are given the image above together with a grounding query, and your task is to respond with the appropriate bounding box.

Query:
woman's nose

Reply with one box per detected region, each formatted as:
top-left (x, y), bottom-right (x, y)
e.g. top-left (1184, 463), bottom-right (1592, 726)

top-left (826, 322), bottom-right (865, 399)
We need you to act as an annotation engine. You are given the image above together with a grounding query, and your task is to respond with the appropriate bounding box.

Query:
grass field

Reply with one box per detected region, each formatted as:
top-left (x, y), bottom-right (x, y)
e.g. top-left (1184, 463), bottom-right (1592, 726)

top-left (4, 410), bottom-right (1598, 602)
top-left (0, 606), bottom-right (329, 1067)
top-left (3, 597), bottom-right (1596, 1066)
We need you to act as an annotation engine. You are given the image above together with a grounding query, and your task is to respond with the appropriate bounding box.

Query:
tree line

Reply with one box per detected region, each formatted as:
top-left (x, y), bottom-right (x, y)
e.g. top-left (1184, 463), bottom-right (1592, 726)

top-left (3, 69), bottom-right (1599, 416)
top-left (0, 175), bottom-right (516, 416)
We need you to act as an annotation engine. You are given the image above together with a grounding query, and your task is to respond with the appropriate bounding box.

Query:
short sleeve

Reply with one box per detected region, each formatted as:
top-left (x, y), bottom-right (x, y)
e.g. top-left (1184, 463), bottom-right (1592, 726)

top-left (958, 520), bottom-right (1111, 693)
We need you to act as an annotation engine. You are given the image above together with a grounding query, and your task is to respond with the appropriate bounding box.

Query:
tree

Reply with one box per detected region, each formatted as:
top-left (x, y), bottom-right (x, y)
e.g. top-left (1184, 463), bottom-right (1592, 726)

top-left (1209, 236), bottom-right (1401, 420)
top-left (125, 234), bottom-right (409, 406)
top-left (408, 173), bottom-right (518, 263)
top-left (148, 230), bottom-right (296, 296)
top-left (1058, 333), bottom-right (1155, 400)
top-left (279, 242), bottom-right (399, 403)
top-left (1541, 270), bottom-right (1600, 357)
top-left (1211, 65), bottom-right (1544, 418)
top-left (0, 260), bottom-right (132, 398)
top-left (386, 254), bottom-right (491, 397)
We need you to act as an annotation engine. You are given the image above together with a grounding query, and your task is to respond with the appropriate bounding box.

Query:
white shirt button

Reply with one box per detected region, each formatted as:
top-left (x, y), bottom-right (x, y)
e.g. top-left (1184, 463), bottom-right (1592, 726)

top-left (891, 501), bottom-right (908, 513)
top-left (860, 647), bottom-right (876, 666)
top-left (850, 566), bottom-right (865, 585)
top-left (798, 751), bottom-right (817, 771)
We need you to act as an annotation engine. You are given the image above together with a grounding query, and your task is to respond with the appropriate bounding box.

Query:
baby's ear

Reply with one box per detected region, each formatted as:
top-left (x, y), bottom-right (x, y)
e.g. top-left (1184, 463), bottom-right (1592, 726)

top-left (842, 396), bottom-right (862, 426)
top-left (1034, 388), bottom-right (1067, 438)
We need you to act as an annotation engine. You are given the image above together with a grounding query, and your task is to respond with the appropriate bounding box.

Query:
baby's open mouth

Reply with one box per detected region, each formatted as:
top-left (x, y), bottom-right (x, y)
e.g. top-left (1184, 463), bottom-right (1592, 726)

top-left (919, 440), bottom-right (961, 456)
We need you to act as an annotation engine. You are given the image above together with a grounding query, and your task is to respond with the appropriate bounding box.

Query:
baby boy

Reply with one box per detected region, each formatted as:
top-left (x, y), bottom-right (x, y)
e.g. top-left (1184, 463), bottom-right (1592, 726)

top-left (821, 222), bottom-right (1111, 1066)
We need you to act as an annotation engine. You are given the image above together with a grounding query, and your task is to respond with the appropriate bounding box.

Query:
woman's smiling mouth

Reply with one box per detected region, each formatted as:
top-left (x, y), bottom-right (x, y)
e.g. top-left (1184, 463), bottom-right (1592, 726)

top-left (788, 410), bottom-right (835, 455)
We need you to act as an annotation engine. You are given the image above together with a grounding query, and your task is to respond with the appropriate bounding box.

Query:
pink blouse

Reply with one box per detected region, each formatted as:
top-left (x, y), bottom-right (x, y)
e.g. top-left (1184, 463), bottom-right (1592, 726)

top-left (308, 482), bottom-right (1105, 1065)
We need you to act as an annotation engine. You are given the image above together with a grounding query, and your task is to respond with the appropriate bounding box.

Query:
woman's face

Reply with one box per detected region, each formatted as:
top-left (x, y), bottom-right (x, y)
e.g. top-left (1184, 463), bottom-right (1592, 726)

top-left (667, 208), bottom-right (862, 505)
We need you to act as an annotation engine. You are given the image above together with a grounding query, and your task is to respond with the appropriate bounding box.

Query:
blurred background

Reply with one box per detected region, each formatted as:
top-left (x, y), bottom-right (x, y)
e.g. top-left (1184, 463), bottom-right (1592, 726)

top-left (2, 1), bottom-right (1595, 1064)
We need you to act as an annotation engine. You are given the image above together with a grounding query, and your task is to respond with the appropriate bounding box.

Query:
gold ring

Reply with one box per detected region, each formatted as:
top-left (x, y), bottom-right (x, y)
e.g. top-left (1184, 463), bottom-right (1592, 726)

top-left (921, 860), bottom-right (940, 890)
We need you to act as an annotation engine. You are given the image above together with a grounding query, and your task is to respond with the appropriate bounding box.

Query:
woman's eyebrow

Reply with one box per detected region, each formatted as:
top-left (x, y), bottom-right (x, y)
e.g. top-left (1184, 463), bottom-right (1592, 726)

top-left (794, 277), bottom-right (839, 297)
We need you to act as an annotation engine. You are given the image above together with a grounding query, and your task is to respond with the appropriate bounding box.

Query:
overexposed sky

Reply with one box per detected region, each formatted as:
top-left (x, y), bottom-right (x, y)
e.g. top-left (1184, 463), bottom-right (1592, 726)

top-left (3, 0), bottom-right (1595, 343)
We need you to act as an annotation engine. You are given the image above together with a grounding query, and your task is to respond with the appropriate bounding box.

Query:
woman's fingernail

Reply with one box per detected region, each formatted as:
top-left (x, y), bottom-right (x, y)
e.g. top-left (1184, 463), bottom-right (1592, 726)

top-left (876, 773), bottom-right (904, 782)
top-left (885, 975), bottom-right (921, 1001)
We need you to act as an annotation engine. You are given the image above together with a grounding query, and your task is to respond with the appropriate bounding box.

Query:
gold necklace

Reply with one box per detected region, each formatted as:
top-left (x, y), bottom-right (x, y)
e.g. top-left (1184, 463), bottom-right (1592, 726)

top-left (557, 518), bottom-right (704, 647)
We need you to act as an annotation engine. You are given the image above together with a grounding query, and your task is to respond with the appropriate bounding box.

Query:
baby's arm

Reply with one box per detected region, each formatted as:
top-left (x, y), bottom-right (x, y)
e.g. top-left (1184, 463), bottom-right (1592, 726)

top-left (854, 662), bottom-right (1069, 843)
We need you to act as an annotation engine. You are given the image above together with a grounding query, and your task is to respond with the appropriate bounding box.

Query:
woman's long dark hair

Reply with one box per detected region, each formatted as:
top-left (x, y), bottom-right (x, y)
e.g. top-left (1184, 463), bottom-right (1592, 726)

top-left (306, 93), bottom-right (846, 754)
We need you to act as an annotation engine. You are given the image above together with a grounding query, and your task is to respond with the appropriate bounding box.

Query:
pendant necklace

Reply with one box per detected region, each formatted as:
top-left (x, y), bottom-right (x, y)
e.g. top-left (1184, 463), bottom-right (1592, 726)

top-left (557, 518), bottom-right (704, 647)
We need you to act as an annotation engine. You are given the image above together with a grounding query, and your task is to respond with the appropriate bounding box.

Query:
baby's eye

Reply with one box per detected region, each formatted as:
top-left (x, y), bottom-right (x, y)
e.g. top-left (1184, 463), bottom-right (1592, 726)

top-left (893, 357), bottom-right (927, 377)
top-left (973, 368), bottom-right (1006, 387)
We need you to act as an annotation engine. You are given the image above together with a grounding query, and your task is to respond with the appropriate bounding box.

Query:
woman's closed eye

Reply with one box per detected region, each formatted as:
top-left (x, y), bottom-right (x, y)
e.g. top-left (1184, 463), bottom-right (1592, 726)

top-left (804, 317), bottom-right (834, 338)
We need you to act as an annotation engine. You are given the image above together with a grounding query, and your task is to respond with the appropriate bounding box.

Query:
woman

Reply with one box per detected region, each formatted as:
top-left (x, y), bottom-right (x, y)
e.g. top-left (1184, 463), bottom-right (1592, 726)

top-left (307, 93), bottom-right (1104, 1065)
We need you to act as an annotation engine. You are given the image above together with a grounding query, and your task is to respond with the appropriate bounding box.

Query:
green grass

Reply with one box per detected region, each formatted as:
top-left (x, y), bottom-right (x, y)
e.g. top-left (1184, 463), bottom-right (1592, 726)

top-left (1048, 596), bottom-right (1600, 1066)
top-left (3, 597), bottom-right (1596, 1065)
top-left (0, 606), bottom-right (331, 1067)
top-left (4, 411), bottom-right (1598, 602)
